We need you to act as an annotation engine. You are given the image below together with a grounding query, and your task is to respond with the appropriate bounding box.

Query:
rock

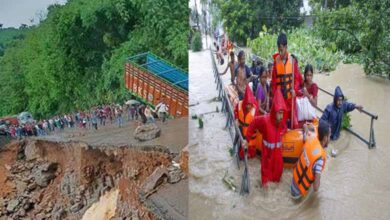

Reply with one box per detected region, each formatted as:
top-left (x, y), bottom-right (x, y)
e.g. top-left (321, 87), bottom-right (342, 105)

top-left (55, 167), bottom-right (62, 176)
top-left (24, 141), bottom-right (44, 161)
top-left (79, 185), bottom-right (86, 194)
top-left (128, 168), bottom-right (139, 180)
top-left (100, 186), bottom-right (110, 196)
top-left (82, 166), bottom-right (95, 183)
top-left (45, 206), bottom-right (53, 213)
top-left (17, 148), bottom-right (26, 160)
top-left (52, 208), bottom-right (65, 220)
top-left (35, 213), bottom-right (45, 220)
top-left (6, 199), bottom-right (20, 213)
top-left (134, 124), bottom-right (161, 141)
top-left (104, 175), bottom-right (114, 188)
top-left (40, 162), bottom-right (58, 172)
top-left (140, 166), bottom-right (168, 198)
top-left (33, 162), bottom-right (58, 187)
top-left (27, 182), bottom-right (37, 192)
top-left (15, 181), bottom-right (28, 194)
top-left (131, 210), bottom-right (140, 220)
top-left (22, 176), bottom-right (32, 183)
top-left (75, 195), bottom-right (82, 202)
top-left (23, 202), bottom-right (33, 211)
top-left (60, 170), bottom-right (78, 196)
top-left (25, 163), bottom-right (34, 170)
top-left (4, 164), bottom-right (11, 171)
top-left (168, 169), bottom-right (182, 184)
top-left (69, 202), bottom-right (83, 213)
top-left (17, 209), bottom-right (26, 217)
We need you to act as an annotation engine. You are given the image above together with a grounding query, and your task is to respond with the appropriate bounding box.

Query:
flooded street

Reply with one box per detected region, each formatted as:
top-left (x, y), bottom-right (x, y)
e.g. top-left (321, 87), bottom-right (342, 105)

top-left (189, 45), bottom-right (390, 219)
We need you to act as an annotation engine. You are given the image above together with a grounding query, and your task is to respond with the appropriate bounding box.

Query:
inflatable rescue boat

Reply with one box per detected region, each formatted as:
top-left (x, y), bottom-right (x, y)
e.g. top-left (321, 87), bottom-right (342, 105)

top-left (225, 84), bottom-right (319, 168)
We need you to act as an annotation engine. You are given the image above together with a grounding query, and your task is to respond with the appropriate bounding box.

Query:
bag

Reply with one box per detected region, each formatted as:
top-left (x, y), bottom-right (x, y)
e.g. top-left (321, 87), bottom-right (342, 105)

top-left (296, 97), bottom-right (316, 121)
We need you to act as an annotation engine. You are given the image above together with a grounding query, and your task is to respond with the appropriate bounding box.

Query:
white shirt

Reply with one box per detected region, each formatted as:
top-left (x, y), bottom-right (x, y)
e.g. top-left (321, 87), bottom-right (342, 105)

top-left (156, 102), bottom-right (168, 113)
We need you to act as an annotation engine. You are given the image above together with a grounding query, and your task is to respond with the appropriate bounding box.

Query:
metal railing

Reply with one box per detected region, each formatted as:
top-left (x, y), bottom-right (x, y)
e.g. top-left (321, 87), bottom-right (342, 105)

top-left (316, 87), bottom-right (378, 148)
top-left (209, 48), bottom-right (250, 195)
top-left (233, 44), bottom-right (378, 149)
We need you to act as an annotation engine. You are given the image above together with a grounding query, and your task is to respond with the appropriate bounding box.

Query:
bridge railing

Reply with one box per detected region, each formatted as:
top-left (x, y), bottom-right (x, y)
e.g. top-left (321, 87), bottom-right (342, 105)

top-left (209, 48), bottom-right (250, 195)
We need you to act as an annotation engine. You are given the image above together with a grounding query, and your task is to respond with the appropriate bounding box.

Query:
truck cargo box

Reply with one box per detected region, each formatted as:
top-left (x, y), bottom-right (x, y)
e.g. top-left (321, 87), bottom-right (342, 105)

top-left (125, 52), bottom-right (188, 117)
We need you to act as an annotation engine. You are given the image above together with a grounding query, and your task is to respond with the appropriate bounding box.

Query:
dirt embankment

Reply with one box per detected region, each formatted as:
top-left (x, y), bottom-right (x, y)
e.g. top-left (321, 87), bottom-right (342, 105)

top-left (0, 139), bottom-right (188, 220)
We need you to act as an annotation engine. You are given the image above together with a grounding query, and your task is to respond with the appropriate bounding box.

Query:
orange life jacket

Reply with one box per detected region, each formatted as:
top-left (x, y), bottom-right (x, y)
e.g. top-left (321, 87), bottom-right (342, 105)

top-left (274, 54), bottom-right (294, 99)
top-left (292, 138), bottom-right (326, 196)
top-left (238, 101), bottom-right (262, 148)
top-left (238, 101), bottom-right (256, 136)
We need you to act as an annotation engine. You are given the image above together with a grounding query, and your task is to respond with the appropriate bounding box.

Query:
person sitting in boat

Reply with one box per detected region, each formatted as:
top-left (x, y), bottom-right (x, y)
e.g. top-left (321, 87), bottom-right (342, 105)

top-left (255, 66), bottom-right (270, 115)
top-left (243, 88), bottom-right (287, 186)
top-left (320, 86), bottom-right (363, 140)
top-left (271, 33), bottom-right (304, 129)
top-left (234, 50), bottom-right (256, 100)
top-left (298, 64), bottom-right (318, 107)
top-left (296, 64), bottom-right (318, 127)
top-left (235, 85), bottom-right (260, 159)
top-left (291, 120), bottom-right (330, 199)
top-left (219, 51), bottom-right (237, 85)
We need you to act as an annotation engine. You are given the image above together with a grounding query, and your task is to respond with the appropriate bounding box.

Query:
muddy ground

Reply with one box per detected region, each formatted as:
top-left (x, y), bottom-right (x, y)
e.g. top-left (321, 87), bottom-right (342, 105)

top-left (37, 117), bottom-right (188, 154)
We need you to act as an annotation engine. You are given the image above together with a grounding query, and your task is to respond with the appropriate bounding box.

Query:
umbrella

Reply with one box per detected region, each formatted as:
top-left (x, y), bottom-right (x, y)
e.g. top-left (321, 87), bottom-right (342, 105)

top-left (125, 99), bottom-right (140, 106)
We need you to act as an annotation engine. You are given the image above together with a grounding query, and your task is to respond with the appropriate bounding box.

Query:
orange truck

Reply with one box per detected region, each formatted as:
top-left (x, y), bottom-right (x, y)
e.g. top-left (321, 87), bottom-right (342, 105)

top-left (124, 52), bottom-right (188, 118)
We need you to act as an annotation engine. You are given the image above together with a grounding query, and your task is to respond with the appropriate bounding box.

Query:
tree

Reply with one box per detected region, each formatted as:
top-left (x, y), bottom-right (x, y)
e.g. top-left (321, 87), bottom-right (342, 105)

top-left (19, 24), bottom-right (28, 29)
top-left (216, 0), bottom-right (304, 46)
top-left (314, 0), bottom-right (389, 77)
top-left (217, 0), bottom-right (253, 45)
top-left (0, 0), bottom-right (188, 118)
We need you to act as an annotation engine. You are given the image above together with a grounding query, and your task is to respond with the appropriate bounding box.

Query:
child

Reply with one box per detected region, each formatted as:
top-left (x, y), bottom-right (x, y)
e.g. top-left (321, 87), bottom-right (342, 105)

top-left (255, 66), bottom-right (270, 115)
top-left (301, 64), bottom-right (318, 107)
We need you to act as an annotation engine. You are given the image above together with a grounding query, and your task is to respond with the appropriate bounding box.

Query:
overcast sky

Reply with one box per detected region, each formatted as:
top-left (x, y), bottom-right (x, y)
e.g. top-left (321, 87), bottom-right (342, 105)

top-left (0, 0), bottom-right (67, 28)
top-left (1, 0), bottom-right (312, 28)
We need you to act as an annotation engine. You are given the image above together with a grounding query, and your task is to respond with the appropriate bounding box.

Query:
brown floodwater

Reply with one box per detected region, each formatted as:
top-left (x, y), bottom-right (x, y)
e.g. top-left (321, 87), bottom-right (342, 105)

top-left (189, 47), bottom-right (390, 220)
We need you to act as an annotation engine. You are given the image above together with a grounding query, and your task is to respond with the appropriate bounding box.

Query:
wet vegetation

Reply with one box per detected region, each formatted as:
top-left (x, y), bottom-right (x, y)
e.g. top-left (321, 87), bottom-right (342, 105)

top-left (0, 0), bottom-right (188, 118)
top-left (212, 0), bottom-right (389, 77)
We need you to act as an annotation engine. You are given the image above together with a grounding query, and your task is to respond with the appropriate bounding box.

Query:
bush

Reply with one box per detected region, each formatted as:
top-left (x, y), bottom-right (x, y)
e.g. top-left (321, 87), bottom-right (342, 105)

top-left (313, 2), bottom-right (390, 78)
top-left (342, 112), bottom-right (351, 129)
top-left (191, 31), bottom-right (202, 52)
top-left (342, 97), bottom-right (351, 129)
top-left (248, 28), bottom-right (344, 73)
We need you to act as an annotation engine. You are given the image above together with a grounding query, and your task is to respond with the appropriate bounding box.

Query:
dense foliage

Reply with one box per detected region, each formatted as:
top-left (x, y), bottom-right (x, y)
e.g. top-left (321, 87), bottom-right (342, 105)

top-left (313, 0), bottom-right (389, 77)
top-left (191, 31), bottom-right (202, 52)
top-left (0, 0), bottom-right (188, 118)
top-left (215, 0), bottom-right (304, 46)
top-left (0, 27), bottom-right (28, 56)
top-left (248, 28), bottom-right (344, 73)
